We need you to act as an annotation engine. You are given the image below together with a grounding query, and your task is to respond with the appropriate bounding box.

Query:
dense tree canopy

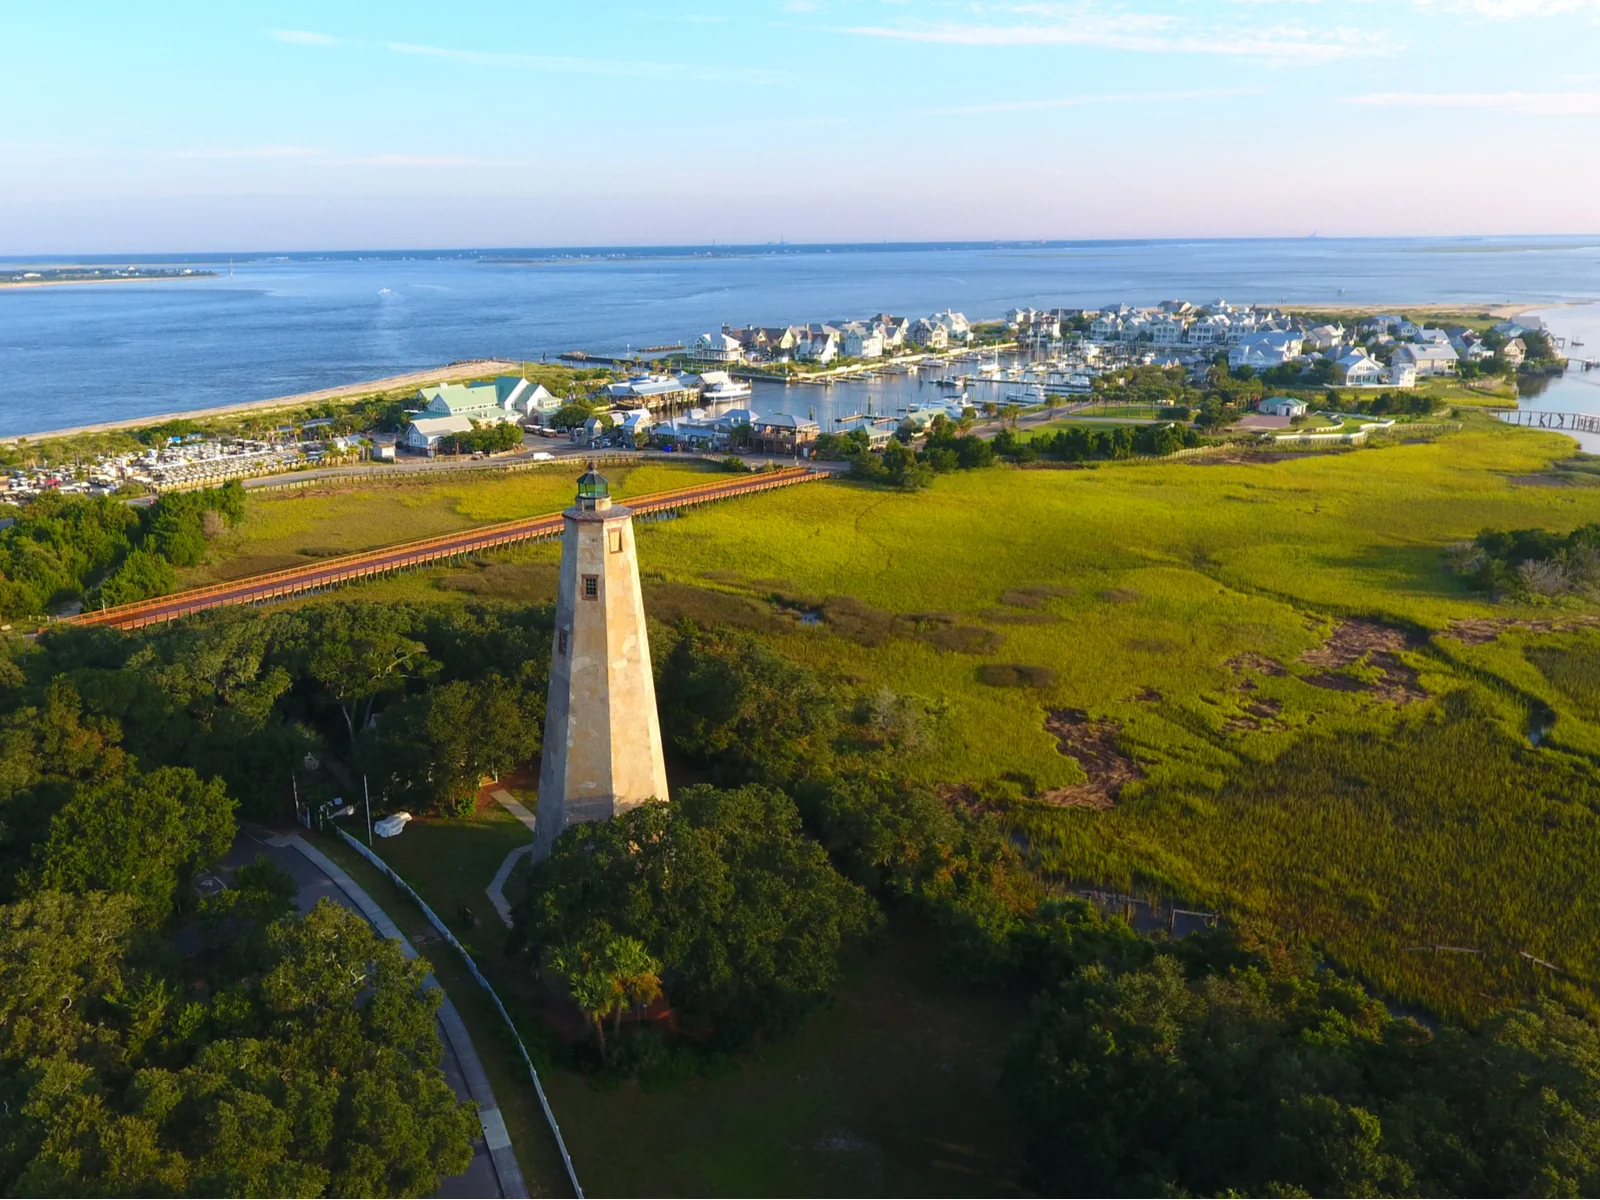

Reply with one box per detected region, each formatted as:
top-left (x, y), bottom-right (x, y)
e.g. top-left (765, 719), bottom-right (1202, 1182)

top-left (0, 888), bottom-right (477, 1197)
top-left (1005, 910), bottom-right (1600, 1197)
top-left (517, 785), bottom-right (879, 1042)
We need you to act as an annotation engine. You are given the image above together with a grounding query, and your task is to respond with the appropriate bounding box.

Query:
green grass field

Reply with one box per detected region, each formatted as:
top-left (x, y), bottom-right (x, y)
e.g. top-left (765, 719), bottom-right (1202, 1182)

top-left (182, 459), bottom-right (722, 585)
top-left (287, 423), bottom-right (1600, 1019)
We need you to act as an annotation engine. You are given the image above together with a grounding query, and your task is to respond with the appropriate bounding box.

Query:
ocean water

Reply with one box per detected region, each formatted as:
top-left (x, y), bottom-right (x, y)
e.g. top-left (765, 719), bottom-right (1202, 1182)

top-left (1, 237), bottom-right (1599, 439)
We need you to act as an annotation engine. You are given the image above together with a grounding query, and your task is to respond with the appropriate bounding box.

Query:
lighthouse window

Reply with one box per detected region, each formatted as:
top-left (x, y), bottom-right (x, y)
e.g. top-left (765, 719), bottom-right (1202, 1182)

top-left (582, 574), bottom-right (599, 600)
top-left (558, 630), bottom-right (568, 654)
top-left (608, 529), bottom-right (622, 553)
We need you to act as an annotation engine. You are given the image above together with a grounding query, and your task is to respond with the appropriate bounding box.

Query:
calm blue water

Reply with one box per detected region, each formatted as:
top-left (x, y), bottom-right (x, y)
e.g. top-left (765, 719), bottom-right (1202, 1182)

top-left (2, 238), bottom-right (1599, 439)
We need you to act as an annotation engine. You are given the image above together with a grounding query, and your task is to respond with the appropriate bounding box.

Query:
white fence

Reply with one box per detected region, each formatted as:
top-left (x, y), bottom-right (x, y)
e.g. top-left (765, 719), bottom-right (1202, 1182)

top-left (335, 828), bottom-right (584, 1199)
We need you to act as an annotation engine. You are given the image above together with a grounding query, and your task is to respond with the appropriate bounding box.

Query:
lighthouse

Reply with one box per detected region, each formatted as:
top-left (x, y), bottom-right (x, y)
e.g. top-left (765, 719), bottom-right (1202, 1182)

top-left (532, 463), bottom-right (670, 860)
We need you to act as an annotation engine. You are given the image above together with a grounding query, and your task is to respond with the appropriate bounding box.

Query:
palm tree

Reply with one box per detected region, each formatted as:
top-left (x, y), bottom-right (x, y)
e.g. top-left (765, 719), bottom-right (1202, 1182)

top-left (606, 936), bottom-right (662, 1037)
top-left (548, 941), bottom-right (623, 1061)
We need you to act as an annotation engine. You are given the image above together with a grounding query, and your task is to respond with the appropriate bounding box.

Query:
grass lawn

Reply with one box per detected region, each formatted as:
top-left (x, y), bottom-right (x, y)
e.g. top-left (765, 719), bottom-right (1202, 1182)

top-left (1065, 404), bottom-right (1170, 419)
top-left (182, 458), bottom-right (723, 586)
top-left (543, 922), bottom-right (1026, 1198)
top-left (351, 806), bottom-right (1026, 1197)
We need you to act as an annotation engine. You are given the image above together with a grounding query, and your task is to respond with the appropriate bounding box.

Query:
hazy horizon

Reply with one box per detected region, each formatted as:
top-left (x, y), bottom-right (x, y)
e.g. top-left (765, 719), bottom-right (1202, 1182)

top-left (5, 233), bottom-right (1600, 263)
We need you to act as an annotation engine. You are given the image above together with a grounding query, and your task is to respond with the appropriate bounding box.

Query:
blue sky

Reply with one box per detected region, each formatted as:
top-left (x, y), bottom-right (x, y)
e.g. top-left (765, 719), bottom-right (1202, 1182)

top-left (3, 0), bottom-right (1598, 251)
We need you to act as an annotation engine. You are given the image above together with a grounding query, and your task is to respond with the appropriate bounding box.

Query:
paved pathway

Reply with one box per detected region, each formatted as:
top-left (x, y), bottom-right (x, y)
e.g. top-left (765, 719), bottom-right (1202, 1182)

top-left (225, 829), bottom-right (527, 1199)
top-left (486, 791), bottom-right (537, 928)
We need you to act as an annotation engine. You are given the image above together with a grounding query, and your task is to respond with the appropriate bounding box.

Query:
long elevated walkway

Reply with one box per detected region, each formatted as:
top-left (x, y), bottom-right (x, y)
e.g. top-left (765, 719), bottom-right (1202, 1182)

top-left (68, 466), bottom-right (823, 631)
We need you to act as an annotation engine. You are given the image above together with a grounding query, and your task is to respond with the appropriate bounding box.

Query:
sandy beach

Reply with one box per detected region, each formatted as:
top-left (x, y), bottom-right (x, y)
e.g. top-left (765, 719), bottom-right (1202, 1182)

top-left (1, 359), bottom-right (520, 444)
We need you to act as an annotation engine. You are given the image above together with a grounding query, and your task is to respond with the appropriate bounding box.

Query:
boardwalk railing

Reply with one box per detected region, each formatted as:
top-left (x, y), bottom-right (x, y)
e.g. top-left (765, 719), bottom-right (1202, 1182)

top-left (68, 466), bottom-right (823, 631)
top-left (335, 829), bottom-right (585, 1199)
top-left (1496, 409), bottom-right (1600, 434)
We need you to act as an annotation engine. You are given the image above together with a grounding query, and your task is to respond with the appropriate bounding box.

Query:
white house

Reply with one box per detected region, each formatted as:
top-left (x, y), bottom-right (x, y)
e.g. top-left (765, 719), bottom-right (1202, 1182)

top-left (1394, 342), bottom-right (1459, 376)
top-left (604, 374), bottom-right (697, 408)
top-left (1302, 323), bottom-right (1345, 352)
top-left (1336, 351), bottom-right (1387, 387)
top-left (1150, 317), bottom-right (1188, 346)
top-left (1260, 396), bottom-right (1308, 418)
top-left (418, 379), bottom-right (526, 424)
top-left (1228, 332), bottom-right (1303, 370)
top-left (1186, 316), bottom-right (1229, 345)
top-left (403, 414), bottom-right (476, 451)
top-left (795, 326), bottom-right (841, 363)
top-left (691, 332), bottom-right (744, 364)
top-left (1501, 338), bottom-right (1527, 367)
top-left (840, 323), bottom-right (885, 359)
top-left (1390, 360), bottom-right (1418, 388)
top-left (1090, 314), bottom-right (1123, 341)
top-left (870, 314), bottom-right (910, 349)
top-left (930, 309), bottom-right (970, 343)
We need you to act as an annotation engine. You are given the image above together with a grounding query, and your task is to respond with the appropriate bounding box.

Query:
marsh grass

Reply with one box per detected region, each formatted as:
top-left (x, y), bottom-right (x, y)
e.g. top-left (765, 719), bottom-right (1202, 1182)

top-left (257, 425), bottom-right (1600, 1018)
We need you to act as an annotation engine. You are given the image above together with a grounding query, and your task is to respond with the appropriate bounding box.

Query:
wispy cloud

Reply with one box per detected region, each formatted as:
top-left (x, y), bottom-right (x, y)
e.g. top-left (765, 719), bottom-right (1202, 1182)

top-left (158, 145), bottom-right (496, 167)
top-left (927, 86), bottom-right (1263, 115)
top-left (1406, 0), bottom-right (1600, 16)
top-left (162, 145), bottom-right (325, 160)
top-left (830, 5), bottom-right (1390, 62)
top-left (1345, 89), bottom-right (1600, 114)
top-left (268, 29), bottom-right (342, 46)
top-left (386, 40), bottom-right (780, 83)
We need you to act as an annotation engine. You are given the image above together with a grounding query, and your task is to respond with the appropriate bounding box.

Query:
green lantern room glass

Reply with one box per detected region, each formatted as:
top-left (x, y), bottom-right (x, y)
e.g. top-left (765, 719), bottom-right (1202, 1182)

top-left (576, 461), bottom-right (610, 510)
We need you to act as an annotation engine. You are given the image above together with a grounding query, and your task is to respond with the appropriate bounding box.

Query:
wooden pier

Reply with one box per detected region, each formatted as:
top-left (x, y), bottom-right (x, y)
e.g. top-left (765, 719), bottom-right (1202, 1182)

top-left (1496, 409), bottom-right (1600, 434)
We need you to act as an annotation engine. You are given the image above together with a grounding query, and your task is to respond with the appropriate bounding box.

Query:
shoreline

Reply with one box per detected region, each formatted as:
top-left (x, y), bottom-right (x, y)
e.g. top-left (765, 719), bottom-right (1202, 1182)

top-left (0, 297), bottom-right (1577, 446)
top-left (0, 273), bottom-right (217, 290)
top-left (0, 359), bottom-right (521, 444)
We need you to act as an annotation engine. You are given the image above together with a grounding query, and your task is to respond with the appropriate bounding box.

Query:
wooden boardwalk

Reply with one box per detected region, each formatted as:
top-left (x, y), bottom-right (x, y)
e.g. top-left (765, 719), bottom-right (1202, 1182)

top-left (68, 467), bottom-right (823, 632)
top-left (1496, 409), bottom-right (1600, 434)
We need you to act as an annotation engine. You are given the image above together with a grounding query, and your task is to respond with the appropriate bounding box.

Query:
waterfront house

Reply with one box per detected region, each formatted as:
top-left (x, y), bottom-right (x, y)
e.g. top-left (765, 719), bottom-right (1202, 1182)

top-left (870, 315), bottom-right (910, 349)
top-left (930, 309), bottom-right (971, 343)
top-left (749, 413), bottom-right (821, 455)
top-left (604, 373), bottom-right (697, 409)
top-left (1017, 312), bottom-right (1062, 347)
top-left (692, 332), bottom-right (744, 364)
top-left (1090, 313), bottom-right (1123, 341)
top-left (795, 325), bottom-right (841, 364)
top-left (1336, 351), bottom-right (1387, 387)
top-left (1492, 319), bottom-right (1528, 339)
top-left (840, 322), bottom-right (885, 359)
top-left (1393, 342), bottom-right (1458, 376)
top-left (1501, 338), bottom-right (1527, 367)
top-left (907, 318), bottom-right (949, 349)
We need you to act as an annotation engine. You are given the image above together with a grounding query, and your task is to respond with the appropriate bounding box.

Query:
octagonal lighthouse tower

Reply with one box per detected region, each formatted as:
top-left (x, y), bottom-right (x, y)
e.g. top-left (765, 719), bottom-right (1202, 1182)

top-left (532, 463), bottom-right (669, 860)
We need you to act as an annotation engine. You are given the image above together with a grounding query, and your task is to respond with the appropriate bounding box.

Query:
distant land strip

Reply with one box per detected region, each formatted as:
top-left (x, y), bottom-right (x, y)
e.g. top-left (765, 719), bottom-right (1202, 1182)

top-left (0, 359), bottom-right (521, 445)
top-left (0, 273), bottom-right (216, 290)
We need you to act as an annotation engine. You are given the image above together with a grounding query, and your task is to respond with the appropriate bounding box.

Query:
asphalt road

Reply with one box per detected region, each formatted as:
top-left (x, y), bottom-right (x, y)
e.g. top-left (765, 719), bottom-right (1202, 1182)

top-left (217, 829), bottom-right (502, 1199)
